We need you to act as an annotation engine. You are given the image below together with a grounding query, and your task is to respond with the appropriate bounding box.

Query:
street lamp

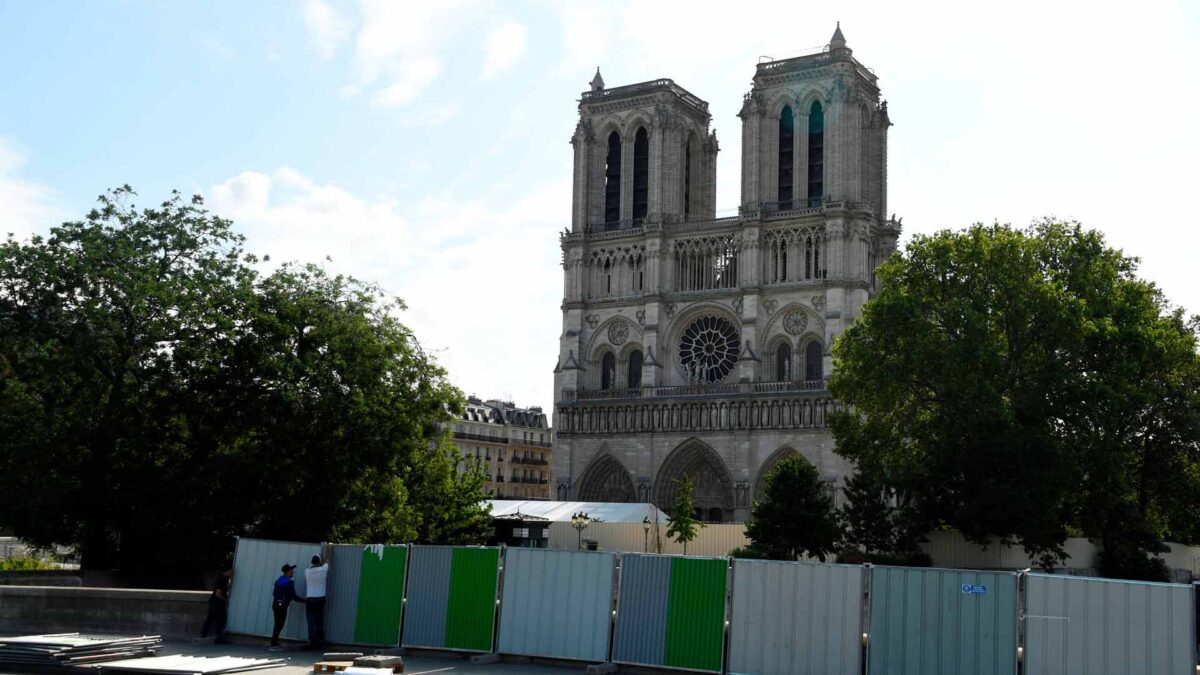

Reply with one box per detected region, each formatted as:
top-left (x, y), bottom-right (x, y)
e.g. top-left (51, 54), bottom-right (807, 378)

top-left (571, 512), bottom-right (590, 549)
top-left (642, 516), bottom-right (651, 552)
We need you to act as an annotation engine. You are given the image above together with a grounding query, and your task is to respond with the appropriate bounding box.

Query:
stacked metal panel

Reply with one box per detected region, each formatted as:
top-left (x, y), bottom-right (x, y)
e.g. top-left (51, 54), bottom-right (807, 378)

top-left (728, 560), bottom-right (863, 675)
top-left (497, 548), bottom-right (616, 662)
top-left (0, 634), bottom-right (162, 668)
top-left (402, 546), bottom-right (500, 652)
top-left (867, 566), bottom-right (1017, 675)
top-left (613, 554), bottom-right (728, 673)
top-left (1024, 574), bottom-right (1196, 675)
top-left (225, 538), bottom-right (321, 642)
top-left (95, 655), bottom-right (284, 673)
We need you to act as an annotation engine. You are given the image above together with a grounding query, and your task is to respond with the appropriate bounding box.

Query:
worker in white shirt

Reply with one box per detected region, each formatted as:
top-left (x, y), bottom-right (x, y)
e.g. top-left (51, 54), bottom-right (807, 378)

top-left (304, 554), bottom-right (329, 649)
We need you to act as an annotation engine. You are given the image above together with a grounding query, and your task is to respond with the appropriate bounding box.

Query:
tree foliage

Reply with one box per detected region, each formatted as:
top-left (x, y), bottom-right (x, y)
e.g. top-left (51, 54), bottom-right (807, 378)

top-left (665, 474), bottom-right (701, 554)
top-left (745, 455), bottom-right (842, 561)
top-left (830, 221), bottom-right (1200, 578)
top-left (0, 187), bottom-right (489, 586)
top-left (838, 469), bottom-right (929, 566)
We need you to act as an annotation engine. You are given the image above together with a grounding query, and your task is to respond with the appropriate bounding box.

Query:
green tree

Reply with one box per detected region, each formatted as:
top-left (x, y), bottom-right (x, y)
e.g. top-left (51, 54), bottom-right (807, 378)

top-left (0, 187), bottom-right (485, 585)
top-left (830, 221), bottom-right (1200, 578)
top-left (404, 441), bottom-right (493, 545)
top-left (745, 455), bottom-right (843, 561)
top-left (666, 474), bottom-right (702, 554)
top-left (838, 469), bottom-right (929, 566)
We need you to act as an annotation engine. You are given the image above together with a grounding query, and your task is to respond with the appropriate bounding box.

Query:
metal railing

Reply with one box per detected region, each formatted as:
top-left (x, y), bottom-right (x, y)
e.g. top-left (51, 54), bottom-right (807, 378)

top-left (561, 379), bottom-right (827, 402)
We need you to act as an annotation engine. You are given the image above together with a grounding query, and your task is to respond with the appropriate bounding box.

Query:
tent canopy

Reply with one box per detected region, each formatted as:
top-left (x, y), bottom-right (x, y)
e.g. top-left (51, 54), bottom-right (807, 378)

top-left (486, 500), bottom-right (667, 524)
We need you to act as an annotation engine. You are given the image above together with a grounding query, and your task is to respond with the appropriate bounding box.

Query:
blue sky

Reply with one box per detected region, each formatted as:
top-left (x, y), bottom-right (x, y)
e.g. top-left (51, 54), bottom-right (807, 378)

top-left (3, 0), bottom-right (1199, 413)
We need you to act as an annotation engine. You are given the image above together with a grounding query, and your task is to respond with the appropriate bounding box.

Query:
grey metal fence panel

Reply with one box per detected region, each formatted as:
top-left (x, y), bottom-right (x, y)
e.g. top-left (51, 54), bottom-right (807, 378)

top-left (867, 566), bottom-right (1017, 675)
top-left (497, 548), bottom-right (616, 662)
top-left (612, 554), bottom-right (671, 667)
top-left (1024, 573), bottom-right (1195, 675)
top-left (401, 545), bottom-right (453, 649)
top-left (226, 537), bottom-right (322, 642)
top-left (729, 560), bottom-right (863, 675)
top-left (323, 544), bottom-right (364, 646)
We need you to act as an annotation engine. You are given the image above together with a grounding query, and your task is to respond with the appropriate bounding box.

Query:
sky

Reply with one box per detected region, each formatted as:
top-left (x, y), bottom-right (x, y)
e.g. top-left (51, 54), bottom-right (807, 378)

top-left (1, 0), bottom-right (1199, 413)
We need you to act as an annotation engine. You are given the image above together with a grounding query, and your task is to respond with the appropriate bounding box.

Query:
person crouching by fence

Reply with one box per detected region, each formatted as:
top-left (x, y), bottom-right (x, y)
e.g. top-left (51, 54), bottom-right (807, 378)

top-left (200, 566), bottom-right (232, 643)
top-left (269, 563), bottom-right (305, 650)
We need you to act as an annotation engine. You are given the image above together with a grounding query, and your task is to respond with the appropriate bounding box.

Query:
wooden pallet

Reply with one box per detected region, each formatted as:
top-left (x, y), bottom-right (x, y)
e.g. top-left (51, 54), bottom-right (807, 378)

top-left (314, 661), bottom-right (404, 673)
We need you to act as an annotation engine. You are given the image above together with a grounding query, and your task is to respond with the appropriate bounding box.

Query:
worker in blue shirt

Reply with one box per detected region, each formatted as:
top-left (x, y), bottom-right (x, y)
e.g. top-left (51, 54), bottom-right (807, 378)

top-left (269, 563), bottom-right (305, 649)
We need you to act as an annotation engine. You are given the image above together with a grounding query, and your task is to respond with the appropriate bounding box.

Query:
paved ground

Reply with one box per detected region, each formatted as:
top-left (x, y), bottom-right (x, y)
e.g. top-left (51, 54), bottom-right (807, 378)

top-left (1, 639), bottom-right (588, 675)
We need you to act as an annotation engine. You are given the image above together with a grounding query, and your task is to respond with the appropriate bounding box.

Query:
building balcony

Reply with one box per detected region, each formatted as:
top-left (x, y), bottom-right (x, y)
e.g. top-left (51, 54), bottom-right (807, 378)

top-left (453, 431), bottom-right (508, 444)
top-left (561, 379), bottom-right (827, 403)
top-left (510, 456), bottom-right (549, 466)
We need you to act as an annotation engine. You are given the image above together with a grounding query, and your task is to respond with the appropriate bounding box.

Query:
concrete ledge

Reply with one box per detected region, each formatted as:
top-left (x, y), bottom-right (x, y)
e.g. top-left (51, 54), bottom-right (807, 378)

top-left (0, 585), bottom-right (208, 640)
top-left (470, 653), bottom-right (500, 664)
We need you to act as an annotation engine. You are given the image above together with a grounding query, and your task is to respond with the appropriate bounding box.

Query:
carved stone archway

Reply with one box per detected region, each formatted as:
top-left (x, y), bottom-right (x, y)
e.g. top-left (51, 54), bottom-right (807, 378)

top-left (754, 447), bottom-right (801, 503)
top-left (576, 454), bottom-right (637, 502)
top-left (652, 439), bottom-right (735, 522)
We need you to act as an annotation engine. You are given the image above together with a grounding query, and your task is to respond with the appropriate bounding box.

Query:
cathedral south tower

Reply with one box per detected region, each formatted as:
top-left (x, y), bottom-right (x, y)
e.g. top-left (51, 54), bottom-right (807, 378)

top-left (553, 26), bottom-right (901, 522)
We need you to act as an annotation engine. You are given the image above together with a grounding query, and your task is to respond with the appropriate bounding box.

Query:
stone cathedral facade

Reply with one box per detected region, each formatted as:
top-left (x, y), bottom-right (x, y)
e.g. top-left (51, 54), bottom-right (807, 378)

top-left (553, 26), bottom-right (901, 522)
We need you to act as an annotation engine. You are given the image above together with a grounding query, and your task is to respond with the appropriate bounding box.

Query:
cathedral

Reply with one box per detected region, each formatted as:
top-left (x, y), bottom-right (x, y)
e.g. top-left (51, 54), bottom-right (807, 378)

top-left (552, 26), bottom-right (901, 522)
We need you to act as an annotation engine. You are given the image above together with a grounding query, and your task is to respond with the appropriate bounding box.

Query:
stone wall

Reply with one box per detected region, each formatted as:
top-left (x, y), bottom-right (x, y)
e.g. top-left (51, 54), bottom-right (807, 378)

top-left (0, 585), bottom-right (209, 640)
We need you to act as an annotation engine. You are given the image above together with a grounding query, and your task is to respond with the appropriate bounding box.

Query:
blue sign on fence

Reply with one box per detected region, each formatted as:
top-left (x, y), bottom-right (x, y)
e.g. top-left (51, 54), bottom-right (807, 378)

top-left (961, 584), bottom-right (988, 595)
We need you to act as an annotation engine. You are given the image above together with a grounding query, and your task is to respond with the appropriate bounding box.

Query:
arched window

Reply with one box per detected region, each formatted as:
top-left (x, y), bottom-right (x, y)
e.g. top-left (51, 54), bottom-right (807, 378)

top-left (805, 236), bottom-right (813, 279)
top-left (601, 352), bottom-right (616, 390)
top-left (627, 350), bottom-right (643, 388)
top-left (775, 343), bottom-right (791, 381)
top-left (807, 101), bottom-right (824, 207)
top-left (604, 258), bottom-right (612, 295)
top-left (633, 127), bottom-right (649, 222)
top-left (805, 340), bottom-right (823, 381)
top-left (605, 131), bottom-right (621, 224)
top-left (684, 136), bottom-right (693, 219)
top-left (778, 105), bottom-right (794, 207)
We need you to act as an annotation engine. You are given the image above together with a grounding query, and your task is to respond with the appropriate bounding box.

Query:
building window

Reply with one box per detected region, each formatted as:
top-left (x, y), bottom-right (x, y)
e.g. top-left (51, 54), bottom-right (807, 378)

top-left (605, 131), bottom-right (621, 224)
top-left (633, 127), bottom-right (649, 222)
top-left (778, 105), bottom-right (794, 207)
top-left (807, 101), bottom-right (824, 207)
top-left (628, 349), bottom-right (643, 388)
top-left (805, 340), bottom-right (823, 381)
top-left (684, 137), bottom-right (693, 219)
top-left (775, 342), bottom-right (791, 381)
top-left (601, 352), bottom-right (616, 390)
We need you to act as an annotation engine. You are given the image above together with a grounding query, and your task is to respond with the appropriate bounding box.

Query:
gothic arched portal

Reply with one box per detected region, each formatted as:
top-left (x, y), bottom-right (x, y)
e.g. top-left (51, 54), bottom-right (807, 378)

top-left (576, 453), bottom-right (637, 502)
top-left (754, 447), bottom-right (802, 503)
top-left (652, 439), bottom-right (735, 522)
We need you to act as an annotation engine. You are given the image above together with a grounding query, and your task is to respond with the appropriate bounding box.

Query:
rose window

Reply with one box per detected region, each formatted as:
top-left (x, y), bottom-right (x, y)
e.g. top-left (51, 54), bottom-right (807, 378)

top-left (678, 315), bottom-right (739, 383)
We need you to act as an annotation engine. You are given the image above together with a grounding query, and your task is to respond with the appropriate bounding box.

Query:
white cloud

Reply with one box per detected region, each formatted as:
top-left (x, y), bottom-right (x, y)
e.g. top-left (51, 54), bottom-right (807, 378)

top-left (480, 20), bottom-right (528, 80)
top-left (209, 167), bottom-right (567, 411)
top-left (373, 55), bottom-right (441, 108)
top-left (399, 103), bottom-right (462, 127)
top-left (0, 139), bottom-right (60, 239)
top-left (304, 0), bottom-right (352, 60)
top-left (352, 0), bottom-right (479, 108)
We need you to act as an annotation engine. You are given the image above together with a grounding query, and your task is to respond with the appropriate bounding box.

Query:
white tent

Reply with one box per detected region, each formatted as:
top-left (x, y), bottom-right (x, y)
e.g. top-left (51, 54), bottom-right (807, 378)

top-left (486, 500), bottom-right (667, 524)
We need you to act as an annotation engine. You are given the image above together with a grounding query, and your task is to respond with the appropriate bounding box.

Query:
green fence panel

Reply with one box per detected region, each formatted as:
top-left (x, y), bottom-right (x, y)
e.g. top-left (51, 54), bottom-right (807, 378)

top-left (353, 544), bottom-right (407, 646)
top-left (665, 557), bottom-right (728, 672)
top-left (444, 547), bottom-right (500, 652)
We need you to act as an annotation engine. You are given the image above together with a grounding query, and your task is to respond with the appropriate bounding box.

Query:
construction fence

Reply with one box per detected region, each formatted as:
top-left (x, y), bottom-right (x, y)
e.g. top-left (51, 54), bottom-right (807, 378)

top-left (228, 538), bottom-right (1199, 675)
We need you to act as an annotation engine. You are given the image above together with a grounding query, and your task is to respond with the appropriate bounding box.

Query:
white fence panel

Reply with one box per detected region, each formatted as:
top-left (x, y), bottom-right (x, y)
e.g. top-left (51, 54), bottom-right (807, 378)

top-left (226, 537), bottom-right (322, 642)
top-left (497, 548), bottom-right (616, 662)
top-left (729, 559), bottom-right (863, 675)
top-left (1024, 574), bottom-right (1196, 675)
